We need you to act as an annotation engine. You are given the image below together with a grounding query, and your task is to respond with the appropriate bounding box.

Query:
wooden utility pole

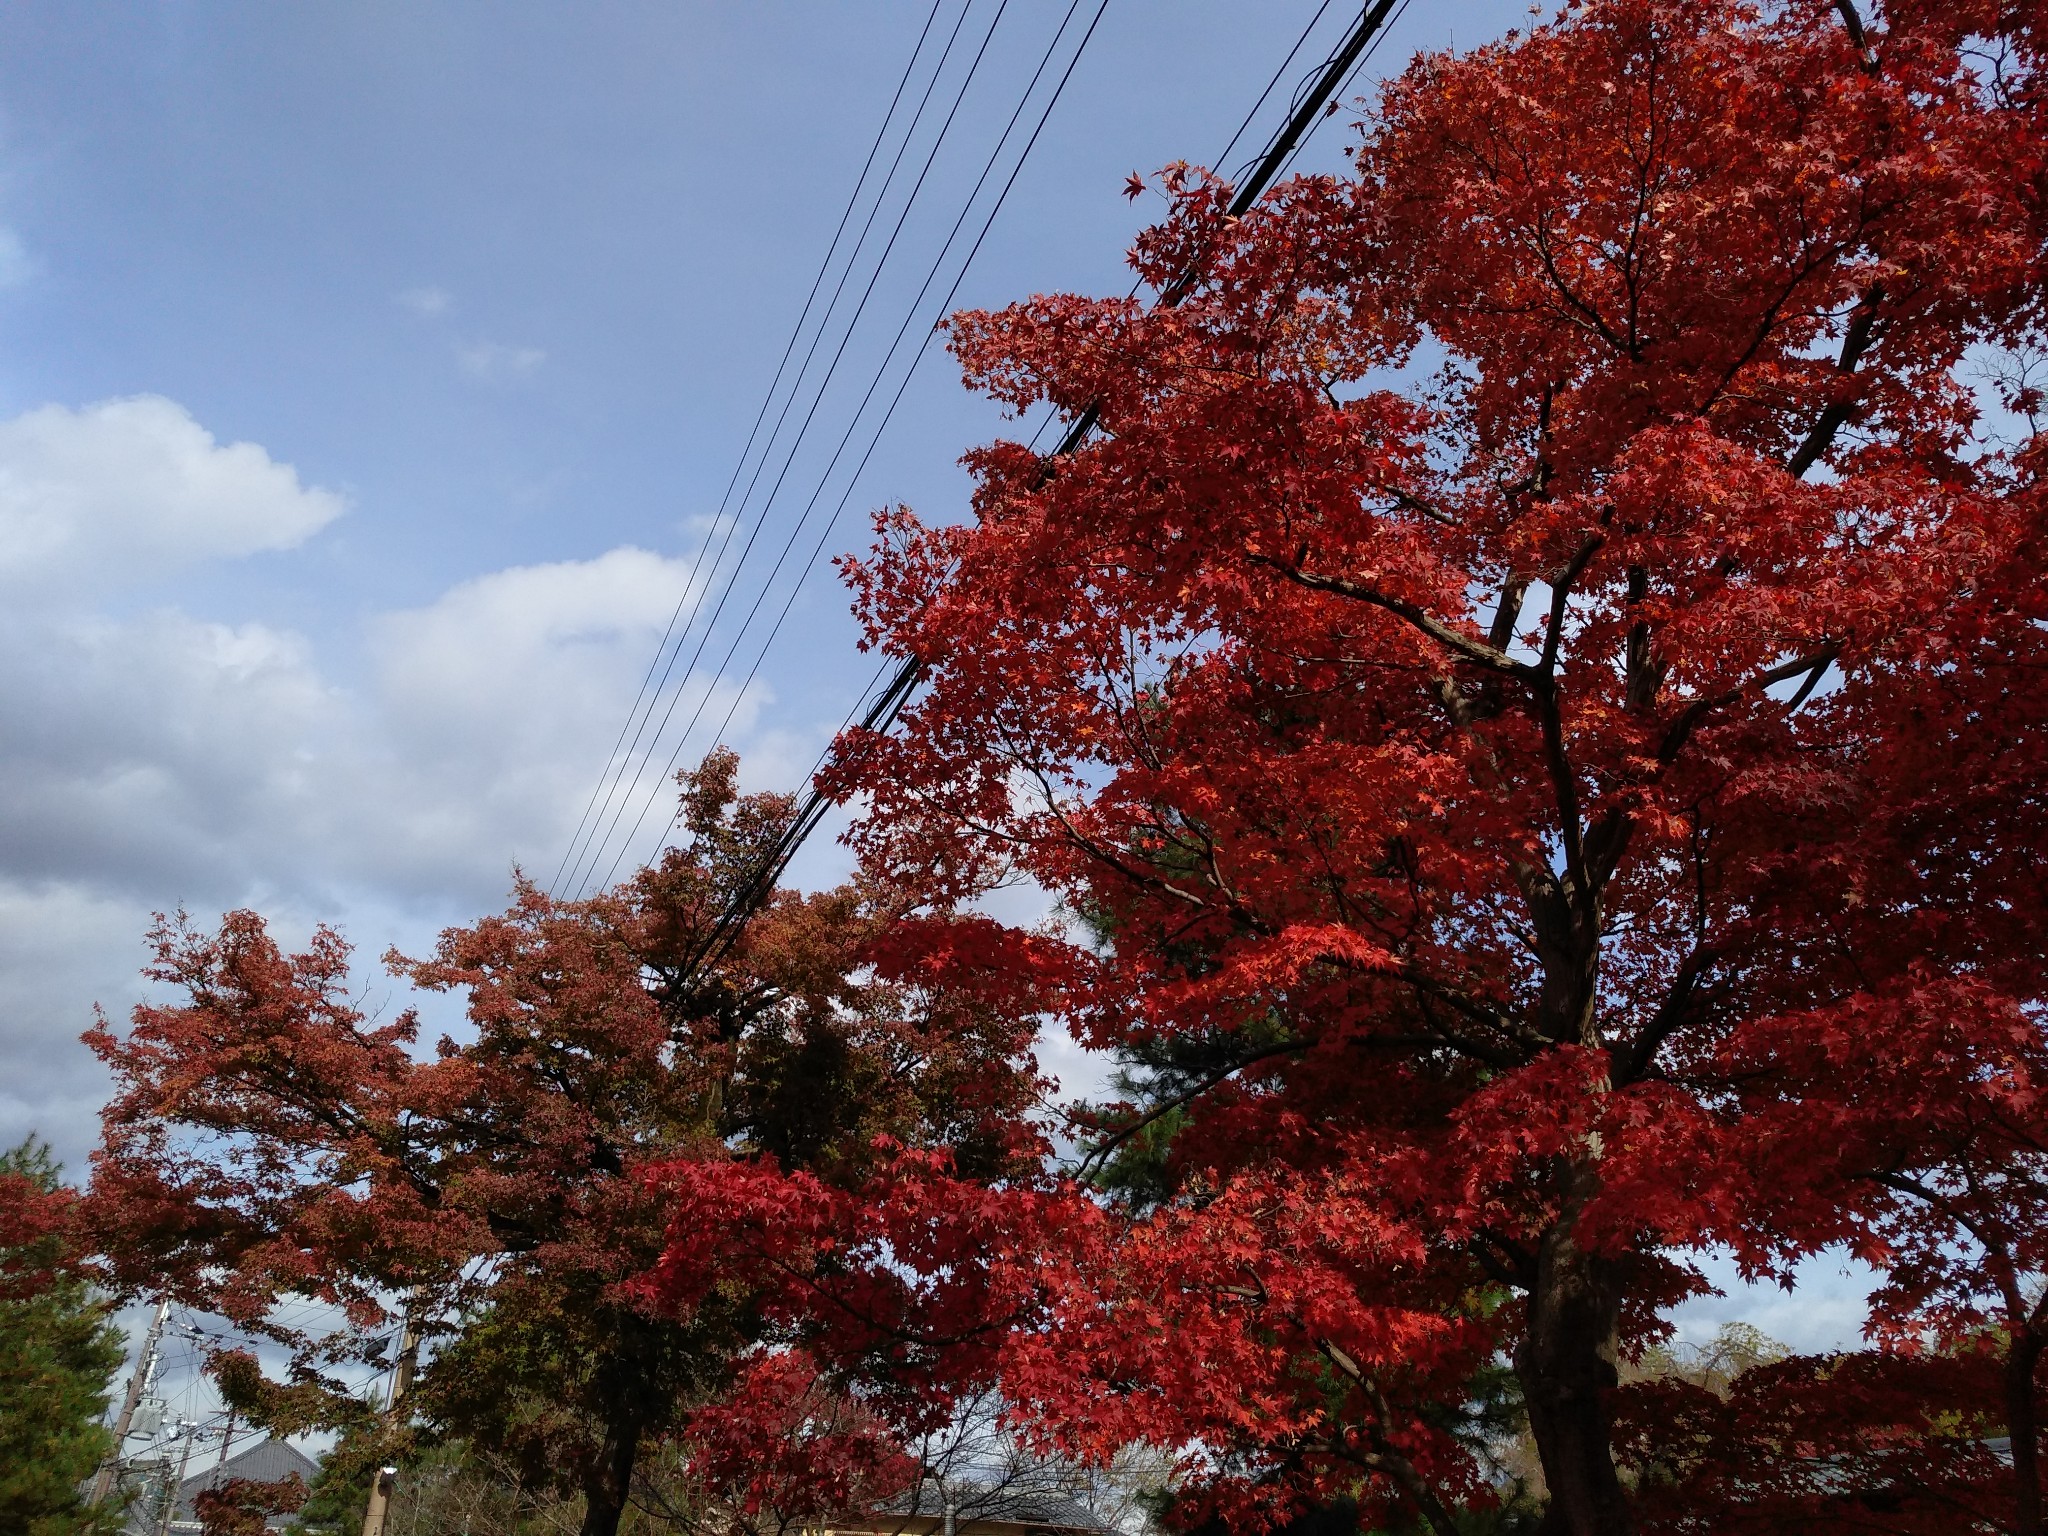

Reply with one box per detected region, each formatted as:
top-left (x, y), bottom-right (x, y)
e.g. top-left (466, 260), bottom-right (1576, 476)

top-left (89, 1295), bottom-right (170, 1507)
top-left (155, 1421), bottom-right (197, 1536)
top-left (358, 1309), bottom-right (420, 1536)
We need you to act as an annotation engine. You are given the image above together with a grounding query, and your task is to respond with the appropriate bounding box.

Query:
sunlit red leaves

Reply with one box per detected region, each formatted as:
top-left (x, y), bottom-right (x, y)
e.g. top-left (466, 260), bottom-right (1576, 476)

top-left (824, 0), bottom-right (2047, 1525)
top-left (678, 1349), bottom-right (917, 1524)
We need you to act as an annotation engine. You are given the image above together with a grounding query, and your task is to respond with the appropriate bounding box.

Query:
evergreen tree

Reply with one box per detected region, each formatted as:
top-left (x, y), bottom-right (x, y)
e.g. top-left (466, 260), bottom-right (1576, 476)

top-left (0, 1136), bottom-right (125, 1536)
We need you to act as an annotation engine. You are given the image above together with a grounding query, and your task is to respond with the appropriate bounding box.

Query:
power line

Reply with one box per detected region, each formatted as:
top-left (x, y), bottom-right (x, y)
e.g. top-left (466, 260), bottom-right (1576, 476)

top-left (1271, 0), bottom-right (1417, 184)
top-left (566, 1), bottom-right (1377, 896)
top-left (596, 0), bottom-right (1110, 890)
top-left (675, 0), bottom-right (1413, 975)
top-left (1222, 0), bottom-right (1342, 183)
top-left (563, 0), bottom-right (1021, 896)
top-left (693, 0), bottom-right (1112, 784)
top-left (551, 0), bottom-right (975, 894)
top-left (571, 0), bottom-right (1096, 893)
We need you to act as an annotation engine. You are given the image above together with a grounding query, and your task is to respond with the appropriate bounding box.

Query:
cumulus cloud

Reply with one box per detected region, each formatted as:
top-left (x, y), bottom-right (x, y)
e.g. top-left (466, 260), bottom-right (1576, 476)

top-left (351, 547), bottom-right (754, 895)
top-left (0, 878), bottom-right (159, 1165)
top-left (0, 397), bottom-right (788, 1168)
top-left (457, 341), bottom-right (545, 383)
top-left (397, 285), bottom-right (451, 316)
top-left (0, 609), bottom-right (331, 897)
top-left (0, 396), bottom-right (343, 593)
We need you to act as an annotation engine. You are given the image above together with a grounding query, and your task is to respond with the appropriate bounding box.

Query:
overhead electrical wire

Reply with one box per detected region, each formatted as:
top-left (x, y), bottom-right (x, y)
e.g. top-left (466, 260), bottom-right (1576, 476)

top-left (563, 0), bottom-right (1380, 898)
top-left (594, 0), bottom-right (1111, 891)
top-left (568, 0), bottom-right (1099, 894)
top-left (607, 0), bottom-right (1365, 893)
top-left (691, 0), bottom-right (1110, 783)
top-left (563, 0), bottom-right (1026, 896)
top-left (1271, 0), bottom-right (1417, 183)
top-left (551, 0), bottom-right (985, 895)
top-left (669, 0), bottom-right (1415, 978)
top-left (562, 0), bottom-right (1004, 897)
top-left (548, 0), bottom-right (955, 895)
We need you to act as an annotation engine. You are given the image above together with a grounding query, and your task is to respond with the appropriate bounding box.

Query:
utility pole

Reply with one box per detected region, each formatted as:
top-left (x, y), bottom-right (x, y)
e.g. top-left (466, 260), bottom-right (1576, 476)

top-left (156, 1421), bottom-right (197, 1536)
top-left (89, 1295), bottom-right (170, 1507)
top-left (358, 1308), bottom-right (420, 1536)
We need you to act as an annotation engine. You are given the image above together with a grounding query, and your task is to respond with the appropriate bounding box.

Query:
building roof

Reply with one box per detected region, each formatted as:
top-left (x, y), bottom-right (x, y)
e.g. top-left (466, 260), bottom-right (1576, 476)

top-left (866, 1486), bottom-right (1113, 1535)
top-left (175, 1438), bottom-right (321, 1518)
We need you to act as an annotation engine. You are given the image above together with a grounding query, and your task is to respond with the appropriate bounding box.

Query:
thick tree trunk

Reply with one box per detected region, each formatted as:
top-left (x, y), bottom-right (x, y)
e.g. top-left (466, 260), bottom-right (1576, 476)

top-left (2010, 1332), bottom-right (2042, 1536)
top-left (579, 1416), bottom-right (641, 1536)
top-left (1515, 1224), bottom-right (1634, 1536)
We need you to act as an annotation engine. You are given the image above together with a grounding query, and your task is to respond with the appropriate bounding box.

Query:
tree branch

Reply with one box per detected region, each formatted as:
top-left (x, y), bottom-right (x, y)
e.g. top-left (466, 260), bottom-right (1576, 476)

top-left (1317, 1342), bottom-right (1464, 1536)
top-left (1250, 554), bottom-right (1535, 679)
top-left (1834, 0), bottom-right (1879, 73)
top-left (1787, 285), bottom-right (1885, 478)
top-left (1073, 1040), bottom-right (1308, 1181)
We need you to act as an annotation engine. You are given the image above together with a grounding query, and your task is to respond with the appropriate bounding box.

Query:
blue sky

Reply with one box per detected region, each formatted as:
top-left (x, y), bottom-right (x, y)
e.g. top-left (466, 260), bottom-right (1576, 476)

top-left (0, 0), bottom-right (1543, 1167)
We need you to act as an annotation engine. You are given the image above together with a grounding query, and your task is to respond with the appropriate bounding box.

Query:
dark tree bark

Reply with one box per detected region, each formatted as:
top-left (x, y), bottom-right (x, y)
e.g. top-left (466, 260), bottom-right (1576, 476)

top-left (1517, 1188), bottom-right (1634, 1536)
top-left (2009, 1330), bottom-right (2042, 1536)
top-left (579, 1410), bottom-right (642, 1536)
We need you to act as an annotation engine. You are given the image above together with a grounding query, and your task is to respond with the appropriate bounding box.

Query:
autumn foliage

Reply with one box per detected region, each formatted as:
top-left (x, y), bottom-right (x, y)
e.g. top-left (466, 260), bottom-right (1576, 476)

top-left (802, 0), bottom-right (2047, 1531)
top-left (76, 2), bottom-right (2048, 1535)
top-left (84, 752), bottom-right (1048, 1536)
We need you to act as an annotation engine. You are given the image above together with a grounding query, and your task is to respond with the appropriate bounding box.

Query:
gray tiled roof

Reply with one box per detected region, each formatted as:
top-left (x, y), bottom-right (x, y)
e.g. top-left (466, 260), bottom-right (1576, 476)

top-left (881, 1486), bottom-right (1112, 1532)
top-left (176, 1439), bottom-right (320, 1517)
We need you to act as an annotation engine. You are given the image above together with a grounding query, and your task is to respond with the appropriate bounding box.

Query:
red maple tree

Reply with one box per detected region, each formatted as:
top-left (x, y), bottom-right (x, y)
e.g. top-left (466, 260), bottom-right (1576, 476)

top-left (84, 753), bottom-right (1048, 1536)
top-left (754, 1), bottom-right (2048, 1531)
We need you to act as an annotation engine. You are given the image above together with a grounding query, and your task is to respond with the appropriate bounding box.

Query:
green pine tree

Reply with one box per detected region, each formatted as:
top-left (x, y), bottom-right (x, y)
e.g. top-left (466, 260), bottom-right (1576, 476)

top-left (0, 1137), bottom-right (126, 1536)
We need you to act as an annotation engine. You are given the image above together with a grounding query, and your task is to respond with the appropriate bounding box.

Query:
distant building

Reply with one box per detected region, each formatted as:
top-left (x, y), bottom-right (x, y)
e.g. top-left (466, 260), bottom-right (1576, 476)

top-left (122, 1437), bottom-right (320, 1536)
top-left (838, 1487), bottom-right (1115, 1536)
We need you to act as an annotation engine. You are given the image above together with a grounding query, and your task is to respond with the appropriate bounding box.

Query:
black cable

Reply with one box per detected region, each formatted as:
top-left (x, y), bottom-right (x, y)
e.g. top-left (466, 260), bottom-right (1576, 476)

top-left (599, 0), bottom-right (1106, 890)
top-left (571, 0), bottom-right (1366, 895)
top-left (568, 0), bottom-right (995, 897)
top-left (564, 0), bottom-right (1016, 895)
top-left (558, 0), bottom-right (985, 896)
top-left (1221, 0), bottom-right (1341, 184)
top-left (696, 0), bottom-right (1109, 804)
top-left (678, 0), bottom-right (1412, 973)
top-left (551, 0), bottom-right (955, 895)
top-left (569, 0), bottom-right (1013, 897)
top-left (1272, 0), bottom-right (1416, 185)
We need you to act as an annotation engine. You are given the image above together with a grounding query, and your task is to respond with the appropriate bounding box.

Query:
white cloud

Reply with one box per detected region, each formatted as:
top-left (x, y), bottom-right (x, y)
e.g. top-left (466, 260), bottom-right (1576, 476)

top-left (0, 878), bottom-right (155, 1167)
top-left (355, 546), bottom-right (755, 892)
top-left (0, 406), bottom-right (783, 1168)
top-left (1670, 1249), bottom-right (1880, 1355)
top-left (397, 285), bottom-right (451, 316)
top-left (0, 608), bottom-right (331, 896)
top-left (457, 341), bottom-right (546, 383)
top-left (0, 396), bottom-right (343, 593)
top-left (0, 227), bottom-right (37, 289)
top-left (0, 544), bottom-right (743, 916)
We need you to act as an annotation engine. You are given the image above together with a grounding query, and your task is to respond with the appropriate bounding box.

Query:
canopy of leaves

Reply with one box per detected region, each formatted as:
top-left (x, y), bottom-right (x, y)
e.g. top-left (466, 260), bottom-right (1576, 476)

top-left (83, 752), bottom-right (1051, 1536)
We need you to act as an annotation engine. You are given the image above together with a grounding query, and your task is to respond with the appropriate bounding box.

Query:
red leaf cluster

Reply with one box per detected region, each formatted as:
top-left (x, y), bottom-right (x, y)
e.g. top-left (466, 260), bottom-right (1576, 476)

top-left (809, 1), bottom-right (2048, 1530)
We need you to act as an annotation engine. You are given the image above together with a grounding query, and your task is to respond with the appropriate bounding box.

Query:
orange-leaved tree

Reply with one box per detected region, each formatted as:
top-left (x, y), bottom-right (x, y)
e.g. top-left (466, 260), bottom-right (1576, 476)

top-left (83, 752), bottom-right (1048, 1536)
